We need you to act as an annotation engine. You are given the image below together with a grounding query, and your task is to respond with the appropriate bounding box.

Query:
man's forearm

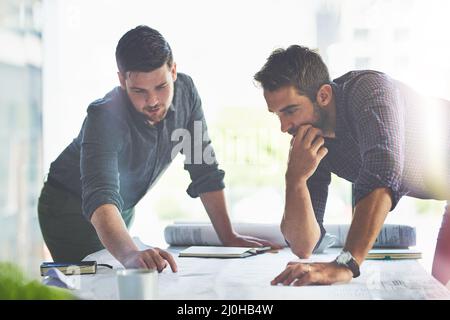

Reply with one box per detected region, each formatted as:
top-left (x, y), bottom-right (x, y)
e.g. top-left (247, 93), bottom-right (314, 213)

top-left (344, 187), bottom-right (392, 265)
top-left (282, 181), bottom-right (321, 258)
top-left (90, 204), bottom-right (139, 263)
top-left (199, 190), bottom-right (235, 244)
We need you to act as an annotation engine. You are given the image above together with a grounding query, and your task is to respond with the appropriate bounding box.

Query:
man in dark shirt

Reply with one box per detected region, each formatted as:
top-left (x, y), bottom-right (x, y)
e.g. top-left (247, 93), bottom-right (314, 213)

top-left (38, 25), bottom-right (275, 271)
top-left (254, 45), bottom-right (450, 285)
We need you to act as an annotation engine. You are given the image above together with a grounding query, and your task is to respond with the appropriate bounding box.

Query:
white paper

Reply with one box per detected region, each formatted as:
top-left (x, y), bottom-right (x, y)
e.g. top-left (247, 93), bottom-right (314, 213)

top-left (42, 268), bottom-right (77, 289)
top-left (76, 238), bottom-right (450, 300)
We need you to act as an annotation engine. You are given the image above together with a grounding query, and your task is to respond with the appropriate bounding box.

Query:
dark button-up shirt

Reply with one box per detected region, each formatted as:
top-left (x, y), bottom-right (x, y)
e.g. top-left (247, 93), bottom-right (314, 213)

top-left (309, 70), bottom-right (450, 241)
top-left (48, 73), bottom-right (225, 220)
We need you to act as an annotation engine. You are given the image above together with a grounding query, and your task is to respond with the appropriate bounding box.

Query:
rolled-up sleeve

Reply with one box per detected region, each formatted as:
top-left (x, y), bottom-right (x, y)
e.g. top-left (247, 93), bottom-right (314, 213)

top-left (183, 78), bottom-right (225, 198)
top-left (80, 108), bottom-right (125, 220)
top-left (349, 74), bottom-right (405, 210)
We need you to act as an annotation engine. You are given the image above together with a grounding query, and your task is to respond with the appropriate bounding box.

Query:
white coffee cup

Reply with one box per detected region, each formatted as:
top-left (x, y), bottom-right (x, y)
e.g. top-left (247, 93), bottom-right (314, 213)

top-left (116, 269), bottom-right (158, 300)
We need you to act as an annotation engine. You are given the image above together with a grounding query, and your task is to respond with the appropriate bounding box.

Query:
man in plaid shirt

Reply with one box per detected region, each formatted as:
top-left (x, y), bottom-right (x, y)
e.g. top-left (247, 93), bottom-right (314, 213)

top-left (254, 45), bottom-right (450, 286)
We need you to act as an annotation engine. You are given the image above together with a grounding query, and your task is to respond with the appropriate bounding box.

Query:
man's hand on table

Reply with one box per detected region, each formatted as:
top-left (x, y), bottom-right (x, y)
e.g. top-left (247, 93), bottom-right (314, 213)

top-left (121, 247), bottom-right (178, 272)
top-left (222, 233), bottom-right (283, 249)
top-left (271, 261), bottom-right (352, 286)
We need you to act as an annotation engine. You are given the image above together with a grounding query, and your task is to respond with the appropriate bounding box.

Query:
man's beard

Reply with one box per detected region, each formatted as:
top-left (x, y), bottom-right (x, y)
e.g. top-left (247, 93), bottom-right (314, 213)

top-left (312, 101), bottom-right (328, 131)
top-left (143, 105), bottom-right (168, 124)
top-left (288, 101), bottom-right (328, 136)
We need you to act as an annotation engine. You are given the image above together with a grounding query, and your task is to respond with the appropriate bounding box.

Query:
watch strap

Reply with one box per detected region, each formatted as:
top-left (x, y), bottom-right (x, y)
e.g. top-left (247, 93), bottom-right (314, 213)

top-left (335, 251), bottom-right (360, 278)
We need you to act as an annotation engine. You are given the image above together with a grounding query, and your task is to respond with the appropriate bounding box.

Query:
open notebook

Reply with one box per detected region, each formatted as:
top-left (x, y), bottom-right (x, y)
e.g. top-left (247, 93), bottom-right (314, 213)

top-left (179, 246), bottom-right (272, 258)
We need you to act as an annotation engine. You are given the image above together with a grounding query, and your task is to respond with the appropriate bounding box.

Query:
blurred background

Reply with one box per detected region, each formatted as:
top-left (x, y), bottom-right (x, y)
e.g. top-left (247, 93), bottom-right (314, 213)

top-left (0, 0), bottom-right (448, 279)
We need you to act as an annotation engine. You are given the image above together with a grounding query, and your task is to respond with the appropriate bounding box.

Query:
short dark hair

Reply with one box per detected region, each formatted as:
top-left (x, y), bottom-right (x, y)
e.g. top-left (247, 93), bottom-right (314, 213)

top-left (254, 45), bottom-right (330, 101)
top-left (115, 25), bottom-right (173, 74)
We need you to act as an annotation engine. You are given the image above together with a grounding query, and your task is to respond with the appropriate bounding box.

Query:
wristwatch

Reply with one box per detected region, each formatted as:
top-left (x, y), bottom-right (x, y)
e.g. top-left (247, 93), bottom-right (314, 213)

top-left (334, 251), bottom-right (360, 278)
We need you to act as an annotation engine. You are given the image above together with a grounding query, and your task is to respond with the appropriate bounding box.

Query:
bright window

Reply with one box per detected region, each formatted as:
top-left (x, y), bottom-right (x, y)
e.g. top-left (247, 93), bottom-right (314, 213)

top-left (41, 0), bottom-right (449, 274)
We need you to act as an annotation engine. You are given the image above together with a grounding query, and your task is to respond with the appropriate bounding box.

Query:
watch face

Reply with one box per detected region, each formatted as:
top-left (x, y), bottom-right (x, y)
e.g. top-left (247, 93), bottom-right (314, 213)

top-left (336, 251), bottom-right (360, 278)
top-left (336, 251), bottom-right (352, 264)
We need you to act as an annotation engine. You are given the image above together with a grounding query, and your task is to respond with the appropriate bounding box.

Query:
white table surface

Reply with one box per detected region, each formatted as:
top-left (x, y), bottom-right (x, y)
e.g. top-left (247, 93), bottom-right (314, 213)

top-left (72, 238), bottom-right (450, 300)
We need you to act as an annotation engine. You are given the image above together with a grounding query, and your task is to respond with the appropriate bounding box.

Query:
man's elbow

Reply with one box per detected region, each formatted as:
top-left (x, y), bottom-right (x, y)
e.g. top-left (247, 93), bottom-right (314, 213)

top-left (290, 245), bottom-right (314, 259)
top-left (280, 224), bottom-right (319, 259)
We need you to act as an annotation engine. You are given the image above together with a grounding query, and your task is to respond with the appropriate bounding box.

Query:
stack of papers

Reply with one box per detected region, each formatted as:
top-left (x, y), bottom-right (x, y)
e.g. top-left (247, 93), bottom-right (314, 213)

top-left (366, 249), bottom-right (422, 260)
top-left (179, 246), bottom-right (272, 258)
